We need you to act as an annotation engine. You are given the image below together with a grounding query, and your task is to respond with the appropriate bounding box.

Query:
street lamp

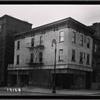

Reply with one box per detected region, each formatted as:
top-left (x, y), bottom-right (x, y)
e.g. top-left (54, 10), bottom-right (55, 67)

top-left (52, 39), bottom-right (57, 93)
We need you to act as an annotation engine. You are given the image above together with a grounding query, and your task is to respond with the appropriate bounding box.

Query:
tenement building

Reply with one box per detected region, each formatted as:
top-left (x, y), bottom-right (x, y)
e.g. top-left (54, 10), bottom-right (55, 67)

top-left (0, 15), bottom-right (32, 86)
top-left (8, 17), bottom-right (94, 89)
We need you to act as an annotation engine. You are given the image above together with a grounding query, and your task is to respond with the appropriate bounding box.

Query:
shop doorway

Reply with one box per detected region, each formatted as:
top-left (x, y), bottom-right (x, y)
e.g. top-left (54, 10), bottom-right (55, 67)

top-left (20, 75), bottom-right (29, 86)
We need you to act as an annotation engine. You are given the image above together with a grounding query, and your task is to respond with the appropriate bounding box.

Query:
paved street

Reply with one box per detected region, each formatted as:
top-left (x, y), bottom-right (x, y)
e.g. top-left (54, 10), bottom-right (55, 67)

top-left (0, 90), bottom-right (44, 96)
top-left (0, 87), bottom-right (100, 96)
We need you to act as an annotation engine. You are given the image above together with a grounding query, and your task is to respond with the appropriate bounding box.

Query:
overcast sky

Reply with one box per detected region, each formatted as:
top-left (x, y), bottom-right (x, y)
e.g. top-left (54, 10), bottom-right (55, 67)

top-left (0, 5), bottom-right (100, 28)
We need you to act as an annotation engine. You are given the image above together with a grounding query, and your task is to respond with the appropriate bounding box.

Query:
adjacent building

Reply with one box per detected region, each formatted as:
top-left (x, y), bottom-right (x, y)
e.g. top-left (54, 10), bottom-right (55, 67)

top-left (0, 15), bottom-right (32, 86)
top-left (8, 17), bottom-right (94, 89)
top-left (89, 23), bottom-right (100, 89)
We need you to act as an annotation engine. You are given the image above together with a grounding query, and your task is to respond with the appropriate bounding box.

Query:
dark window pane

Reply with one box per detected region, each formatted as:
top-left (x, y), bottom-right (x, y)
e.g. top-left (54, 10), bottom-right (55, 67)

top-left (72, 32), bottom-right (76, 43)
top-left (16, 55), bottom-right (19, 65)
top-left (39, 52), bottom-right (43, 63)
top-left (30, 53), bottom-right (33, 63)
top-left (80, 52), bottom-right (83, 64)
top-left (87, 54), bottom-right (90, 65)
top-left (17, 41), bottom-right (20, 50)
top-left (80, 35), bottom-right (83, 46)
top-left (31, 38), bottom-right (34, 47)
top-left (87, 38), bottom-right (90, 48)
top-left (72, 49), bottom-right (75, 62)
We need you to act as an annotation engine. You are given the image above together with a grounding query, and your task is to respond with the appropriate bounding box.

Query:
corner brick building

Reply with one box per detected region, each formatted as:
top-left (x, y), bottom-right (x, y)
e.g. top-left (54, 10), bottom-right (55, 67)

top-left (8, 17), bottom-right (94, 89)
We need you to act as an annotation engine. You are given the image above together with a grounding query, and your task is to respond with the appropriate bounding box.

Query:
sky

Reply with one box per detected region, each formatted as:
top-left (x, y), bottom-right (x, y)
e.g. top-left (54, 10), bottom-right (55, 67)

top-left (0, 5), bottom-right (100, 28)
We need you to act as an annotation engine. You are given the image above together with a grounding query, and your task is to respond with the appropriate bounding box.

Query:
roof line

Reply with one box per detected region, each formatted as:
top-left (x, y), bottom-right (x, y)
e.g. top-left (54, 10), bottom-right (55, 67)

top-left (15, 17), bottom-right (95, 37)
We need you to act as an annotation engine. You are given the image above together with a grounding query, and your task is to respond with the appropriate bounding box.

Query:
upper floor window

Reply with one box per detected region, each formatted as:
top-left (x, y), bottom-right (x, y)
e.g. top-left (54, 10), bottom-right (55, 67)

top-left (87, 54), bottom-right (90, 65)
top-left (71, 49), bottom-right (75, 62)
top-left (94, 44), bottom-right (97, 52)
top-left (58, 49), bottom-right (63, 61)
top-left (30, 53), bottom-right (33, 63)
top-left (16, 55), bottom-right (19, 65)
top-left (39, 52), bottom-right (43, 63)
top-left (17, 41), bottom-right (20, 50)
top-left (87, 38), bottom-right (90, 48)
top-left (84, 53), bottom-right (85, 59)
top-left (72, 31), bottom-right (76, 43)
top-left (40, 36), bottom-right (43, 45)
top-left (80, 35), bottom-right (83, 46)
top-left (79, 52), bottom-right (83, 64)
top-left (59, 31), bottom-right (64, 42)
top-left (84, 35), bottom-right (86, 43)
top-left (31, 38), bottom-right (34, 47)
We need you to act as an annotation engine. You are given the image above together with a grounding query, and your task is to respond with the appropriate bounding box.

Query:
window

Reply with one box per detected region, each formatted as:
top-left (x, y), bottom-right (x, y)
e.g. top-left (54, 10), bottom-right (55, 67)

top-left (79, 52), bottom-right (83, 64)
top-left (87, 54), bottom-right (90, 65)
top-left (58, 49), bottom-right (63, 61)
top-left (72, 31), bottom-right (76, 43)
top-left (17, 41), bottom-right (20, 50)
top-left (31, 38), bottom-right (34, 47)
top-left (39, 52), bottom-right (43, 63)
top-left (16, 55), bottom-right (19, 65)
top-left (87, 38), bottom-right (90, 48)
top-left (30, 53), bottom-right (33, 63)
top-left (95, 44), bottom-right (97, 52)
top-left (84, 53), bottom-right (85, 59)
top-left (71, 49), bottom-right (75, 62)
top-left (59, 31), bottom-right (64, 42)
top-left (84, 35), bottom-right (86, 43)
top-left (80, 35), bottom-right (83, 46)
top-left (40, 36), bottom-right (43, 45)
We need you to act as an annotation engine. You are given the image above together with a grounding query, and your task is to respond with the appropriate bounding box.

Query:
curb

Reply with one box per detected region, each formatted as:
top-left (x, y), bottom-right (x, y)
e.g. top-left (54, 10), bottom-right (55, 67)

top-left (22, 89), bottom-right (53, 94)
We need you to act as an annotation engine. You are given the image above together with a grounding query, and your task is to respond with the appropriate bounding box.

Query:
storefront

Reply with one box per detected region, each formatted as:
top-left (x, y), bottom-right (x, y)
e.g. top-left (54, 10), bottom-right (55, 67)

top-left (8, 69), bottom-right (29, 87)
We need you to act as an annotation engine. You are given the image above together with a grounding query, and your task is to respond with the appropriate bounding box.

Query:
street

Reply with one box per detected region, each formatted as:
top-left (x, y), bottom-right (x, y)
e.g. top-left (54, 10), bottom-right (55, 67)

top-left (0, 87), bottom-right (100, 97)
top-left (0, 89), bottom-right (100, 96)
top-left (0, 89), bottom-right (65, 96)
top-left (0, 90), bottom-right (46, 96)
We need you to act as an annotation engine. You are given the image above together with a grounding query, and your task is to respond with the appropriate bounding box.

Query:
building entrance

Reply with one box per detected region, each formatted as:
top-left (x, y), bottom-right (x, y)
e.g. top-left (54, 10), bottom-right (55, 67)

top-left (20, 75), bottom-right (29, 86)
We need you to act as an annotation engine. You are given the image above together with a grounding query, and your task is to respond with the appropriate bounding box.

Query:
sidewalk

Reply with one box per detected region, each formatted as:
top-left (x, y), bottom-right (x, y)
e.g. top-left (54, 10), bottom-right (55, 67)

top-left (1, 86), bottom-right (100, 95)
top-left (21, 86), bottom-right (100, 95)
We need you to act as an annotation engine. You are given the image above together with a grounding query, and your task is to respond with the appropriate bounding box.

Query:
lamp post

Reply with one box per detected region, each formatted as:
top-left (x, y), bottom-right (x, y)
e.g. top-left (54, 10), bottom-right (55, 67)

top-left (52, 39), bottom-right (57, 93)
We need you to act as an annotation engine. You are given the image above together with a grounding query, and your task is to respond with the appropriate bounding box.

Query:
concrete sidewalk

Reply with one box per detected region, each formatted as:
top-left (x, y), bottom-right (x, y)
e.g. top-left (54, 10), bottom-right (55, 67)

top-left (1, 86), bottom-right (100, 95)
top-left (21, 86), bottom-right (100, 95)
